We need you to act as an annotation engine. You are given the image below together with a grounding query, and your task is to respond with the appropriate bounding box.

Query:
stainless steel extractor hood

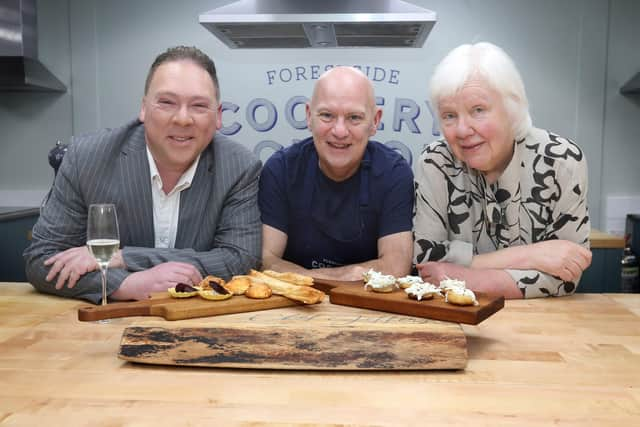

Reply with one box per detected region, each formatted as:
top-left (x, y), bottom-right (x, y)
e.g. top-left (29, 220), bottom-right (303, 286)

top-left (199, 0), bottom-right (437, 48)
top-left (0, 0), bottom-right (66, 91)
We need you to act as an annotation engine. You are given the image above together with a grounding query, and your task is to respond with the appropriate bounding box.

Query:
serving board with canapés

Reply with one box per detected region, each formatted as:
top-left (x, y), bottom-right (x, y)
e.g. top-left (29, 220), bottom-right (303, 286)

top-left (315, 279), bottom-right (504, 325)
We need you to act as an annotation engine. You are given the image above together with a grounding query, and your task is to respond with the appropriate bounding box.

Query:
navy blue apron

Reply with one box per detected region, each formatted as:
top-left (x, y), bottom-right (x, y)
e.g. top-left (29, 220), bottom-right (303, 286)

top-left (284, 148), bottom-right (378, 269)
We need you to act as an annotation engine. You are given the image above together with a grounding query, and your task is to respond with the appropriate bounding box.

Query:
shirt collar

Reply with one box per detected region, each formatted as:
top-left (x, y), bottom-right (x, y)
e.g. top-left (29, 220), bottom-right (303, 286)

top-left (493, 141), bottom-right (520, 195)
top-left (146, 147), bottom-right (201, 195)
top-left (481, 140), bottom-right (520, 226)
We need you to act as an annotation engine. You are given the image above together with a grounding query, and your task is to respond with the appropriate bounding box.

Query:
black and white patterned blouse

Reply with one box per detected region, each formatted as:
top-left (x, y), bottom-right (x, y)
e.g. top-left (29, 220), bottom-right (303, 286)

top-left (413, 127), bottom-right (590, 298)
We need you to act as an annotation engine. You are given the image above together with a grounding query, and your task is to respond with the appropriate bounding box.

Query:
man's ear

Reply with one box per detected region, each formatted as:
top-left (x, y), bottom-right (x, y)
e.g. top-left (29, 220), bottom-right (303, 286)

top-left (215, 104), bottom-right (223, 130)
top-left (139, 98), bottom-right (146, 122)
top-left (370, 108), bottom-right (382, 136)
top-left (305, 103), bottom-right (312, 131)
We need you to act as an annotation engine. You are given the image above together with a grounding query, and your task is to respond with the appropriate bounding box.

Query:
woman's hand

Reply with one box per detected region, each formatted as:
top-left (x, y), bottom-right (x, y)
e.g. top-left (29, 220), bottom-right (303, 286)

top-left (416, 261), bottom-right (523, 298)
top-left (471, 240), bottom-right (592, 282)
top-left (416, 261), bottom-right (467, 284)
top-left (528, 240), bottom-right (592, 282)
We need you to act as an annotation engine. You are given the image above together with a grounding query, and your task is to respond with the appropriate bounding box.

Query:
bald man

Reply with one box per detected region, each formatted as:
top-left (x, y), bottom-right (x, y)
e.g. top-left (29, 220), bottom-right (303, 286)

top-left (258, 66), bottom-right (414, 281)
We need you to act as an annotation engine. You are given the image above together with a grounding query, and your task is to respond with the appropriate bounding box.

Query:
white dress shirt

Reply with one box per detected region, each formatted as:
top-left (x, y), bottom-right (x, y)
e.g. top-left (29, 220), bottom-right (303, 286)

top-left (146, 147), bottom-right (200, 248)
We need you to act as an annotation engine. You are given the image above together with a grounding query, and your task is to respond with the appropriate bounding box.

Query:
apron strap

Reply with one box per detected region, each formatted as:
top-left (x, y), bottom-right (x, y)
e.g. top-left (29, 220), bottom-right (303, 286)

top-left (359, 153), bottom-right (371, 208)
top-left (303, 150), bottom-right (319, 251)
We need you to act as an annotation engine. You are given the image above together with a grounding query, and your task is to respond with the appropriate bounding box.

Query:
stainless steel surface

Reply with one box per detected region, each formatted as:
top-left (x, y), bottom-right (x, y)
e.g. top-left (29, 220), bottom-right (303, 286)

top-left (620, 72), bottom-right (640, 95)
top-left (199, 0), bottom-right (437, 49)
top-left (0, 0), bottom-right (66, 91)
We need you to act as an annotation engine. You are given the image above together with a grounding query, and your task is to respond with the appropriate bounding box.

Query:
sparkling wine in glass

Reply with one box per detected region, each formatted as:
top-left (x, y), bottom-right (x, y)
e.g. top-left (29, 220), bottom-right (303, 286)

top-left (87, 204), bottom-right (120, 307)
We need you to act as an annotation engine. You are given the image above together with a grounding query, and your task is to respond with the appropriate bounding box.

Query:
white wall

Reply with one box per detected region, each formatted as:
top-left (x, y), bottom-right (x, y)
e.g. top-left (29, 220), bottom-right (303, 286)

top-left (601, 0), bottom-right (640, 234)
top-left (1, 0), bottom-right (638, 233)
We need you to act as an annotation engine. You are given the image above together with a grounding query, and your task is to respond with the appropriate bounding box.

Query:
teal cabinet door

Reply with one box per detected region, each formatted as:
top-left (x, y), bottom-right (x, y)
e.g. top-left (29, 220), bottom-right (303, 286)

top-left (0, 209), bottom-right (40, 282)
top-left (578, 248), bottom-right (623, 293)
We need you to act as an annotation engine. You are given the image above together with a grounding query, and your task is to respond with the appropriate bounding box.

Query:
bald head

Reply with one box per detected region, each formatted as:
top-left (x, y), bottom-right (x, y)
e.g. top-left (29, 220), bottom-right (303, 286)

top-left (305, 66), bottom-right (382, 182)
top-left (310, 66), bottom-right (377, 114)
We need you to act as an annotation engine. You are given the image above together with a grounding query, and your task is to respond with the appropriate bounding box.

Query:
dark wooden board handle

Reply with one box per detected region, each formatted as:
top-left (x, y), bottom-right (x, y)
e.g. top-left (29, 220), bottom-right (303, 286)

top-left (78, 300), bottom-right (155, 321)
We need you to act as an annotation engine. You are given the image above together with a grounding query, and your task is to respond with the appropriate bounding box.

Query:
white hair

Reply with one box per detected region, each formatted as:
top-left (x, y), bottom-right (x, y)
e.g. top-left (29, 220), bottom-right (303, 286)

top-left (430, 42), bottom-right (532, 140)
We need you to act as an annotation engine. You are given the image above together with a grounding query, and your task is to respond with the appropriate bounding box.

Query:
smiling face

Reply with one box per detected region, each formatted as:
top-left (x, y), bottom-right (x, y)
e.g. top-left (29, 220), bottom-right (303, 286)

top-left (306, 67), bottom-right (382, 182)
top-left (139, 60), bottom-right (221, 174)
top-left (438, 79), bottom-right (515, 183)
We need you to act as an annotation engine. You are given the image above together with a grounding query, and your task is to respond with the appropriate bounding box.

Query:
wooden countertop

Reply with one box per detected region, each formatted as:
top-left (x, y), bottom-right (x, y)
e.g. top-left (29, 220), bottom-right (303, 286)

top-left (1, 283), bottom-right (639, 425)
top-left (590, 228), bottom-right (625, 249)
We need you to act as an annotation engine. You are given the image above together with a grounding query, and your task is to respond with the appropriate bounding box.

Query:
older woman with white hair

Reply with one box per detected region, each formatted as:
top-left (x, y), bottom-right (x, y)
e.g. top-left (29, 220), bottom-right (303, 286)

top-left (413, 42), bottom-right (592, 299)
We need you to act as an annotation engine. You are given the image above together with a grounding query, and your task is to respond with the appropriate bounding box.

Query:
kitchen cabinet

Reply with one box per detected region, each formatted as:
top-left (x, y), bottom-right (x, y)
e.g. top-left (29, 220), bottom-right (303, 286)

top-left (579, 229), bottom-right (625, 293)
top-left (0, 207), bottom-right (39, 282)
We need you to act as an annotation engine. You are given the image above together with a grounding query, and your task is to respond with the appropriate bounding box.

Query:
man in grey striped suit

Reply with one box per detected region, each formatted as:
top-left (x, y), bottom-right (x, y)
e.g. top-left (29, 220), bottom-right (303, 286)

top-left (24, 46), bottom-right (261, 304)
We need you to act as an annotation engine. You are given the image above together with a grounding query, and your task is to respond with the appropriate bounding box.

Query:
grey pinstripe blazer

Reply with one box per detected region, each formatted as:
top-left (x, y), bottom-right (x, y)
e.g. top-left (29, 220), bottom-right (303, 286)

top-left (24, 119), bottom-right (262, 303)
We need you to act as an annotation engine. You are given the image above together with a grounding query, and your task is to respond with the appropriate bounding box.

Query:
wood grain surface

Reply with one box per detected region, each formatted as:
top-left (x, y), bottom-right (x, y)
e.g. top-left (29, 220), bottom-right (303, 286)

top-left (77, 292), bottom-right (302, 321)
top-left (118, 317), bottom-right (467, 370)
top-left (324, 280), bottom-right (504, 324)
top-left (590, 228), bottom-right (625, 249)
top-left (2, 284), bottom-right (640, 426)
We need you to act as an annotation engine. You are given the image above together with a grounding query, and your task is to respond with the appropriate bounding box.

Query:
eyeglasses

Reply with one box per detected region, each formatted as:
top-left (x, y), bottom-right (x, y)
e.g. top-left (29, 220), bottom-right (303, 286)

top-left (150, 99), bottom-right (216, 118)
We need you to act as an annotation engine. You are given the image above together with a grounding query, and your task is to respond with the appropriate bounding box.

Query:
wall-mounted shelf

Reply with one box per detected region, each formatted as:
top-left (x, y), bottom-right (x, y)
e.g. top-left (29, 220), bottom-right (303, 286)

top-left (620, 72), bottom-right (640, 95)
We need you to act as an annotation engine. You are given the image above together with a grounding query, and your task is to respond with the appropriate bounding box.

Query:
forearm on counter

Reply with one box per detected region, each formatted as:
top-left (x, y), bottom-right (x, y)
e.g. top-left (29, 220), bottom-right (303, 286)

top-left (466, 269), bottom-right (523, 299)
top-left (122, 245), bottom-right (260, 279)
top-left (261, 255), bottom-right (410, 282)
top-left (418, 261), bottom-right (523, 299)
top-left (262, 255), bottom-right (373, 282)
top-left (471, 245), bottom-right (530, 270)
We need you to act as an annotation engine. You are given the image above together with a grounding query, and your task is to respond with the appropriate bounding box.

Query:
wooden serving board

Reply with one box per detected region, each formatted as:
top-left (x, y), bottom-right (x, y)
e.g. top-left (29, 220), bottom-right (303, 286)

top-left (118, 304), bottom-right (468, 370)
top-left (315, 279), bottom-right (504, 325)
top-left (78, 293), bottom-right (301, 322)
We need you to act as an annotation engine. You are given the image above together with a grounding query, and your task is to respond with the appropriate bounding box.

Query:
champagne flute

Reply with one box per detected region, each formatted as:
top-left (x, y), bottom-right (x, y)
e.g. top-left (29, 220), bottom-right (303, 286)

top-left (87, 204), bottom-right (120, 307)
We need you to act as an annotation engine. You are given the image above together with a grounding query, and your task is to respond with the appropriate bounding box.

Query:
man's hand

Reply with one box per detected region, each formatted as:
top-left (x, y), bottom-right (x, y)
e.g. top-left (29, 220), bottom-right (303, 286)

top-left (529, 240), bottom-right (592, 282)
top-left (108, 249), bottom-right (125, 269)
top-left (44, 246), bottom-right (100, 290)
top-left (111, 262), bottom-right (203, 301)
top-left (333, 265), bottom-right (369, 281)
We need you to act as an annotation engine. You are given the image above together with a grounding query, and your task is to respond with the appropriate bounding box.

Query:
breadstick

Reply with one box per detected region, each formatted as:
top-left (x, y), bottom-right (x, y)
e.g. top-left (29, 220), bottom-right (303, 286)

top-left (262, 270), bottom-right (314, 286)
top-left (249, 270), bottom-right (324, 304)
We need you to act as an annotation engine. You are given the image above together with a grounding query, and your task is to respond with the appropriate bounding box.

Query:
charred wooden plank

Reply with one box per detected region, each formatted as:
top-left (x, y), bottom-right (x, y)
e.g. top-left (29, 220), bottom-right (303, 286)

top-left (119, 323), bottom-right (467, 370)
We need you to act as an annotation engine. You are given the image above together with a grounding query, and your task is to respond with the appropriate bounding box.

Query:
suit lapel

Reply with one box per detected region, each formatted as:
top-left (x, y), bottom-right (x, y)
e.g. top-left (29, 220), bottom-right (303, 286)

top-left (175, 143), bottom-right (214, 248)
top-left (119, 124), bottom-right (155, 247)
